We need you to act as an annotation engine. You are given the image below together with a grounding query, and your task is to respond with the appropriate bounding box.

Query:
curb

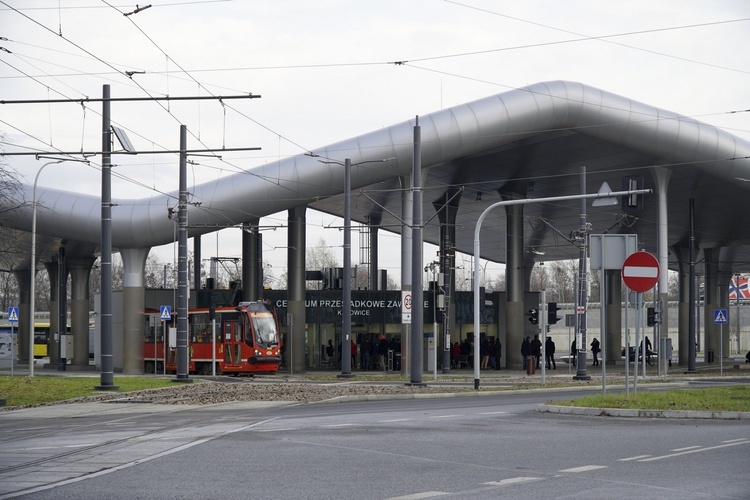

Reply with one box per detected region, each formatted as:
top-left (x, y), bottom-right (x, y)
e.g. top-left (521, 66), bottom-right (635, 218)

top-left (537, 403), bottom-right (750, 420)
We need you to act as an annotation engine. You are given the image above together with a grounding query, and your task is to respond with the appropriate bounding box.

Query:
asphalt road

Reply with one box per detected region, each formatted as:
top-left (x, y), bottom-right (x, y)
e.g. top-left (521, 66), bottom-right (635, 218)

top-left (2, 389), bottom-right (748, 499)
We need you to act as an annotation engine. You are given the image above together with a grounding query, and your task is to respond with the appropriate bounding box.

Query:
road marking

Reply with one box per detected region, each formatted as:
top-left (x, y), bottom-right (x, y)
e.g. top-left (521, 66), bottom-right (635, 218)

top-left (429, 414), bottom-right (460, 419)
top-left (639, 440), bottom-right (750, 462)
top-left (385, 491), bottom-right (449, 500)
top-left (722, 438), bottom-right (749, 443)
top-left (254, 427), bottom-right (296, 432)
top-left (324, 423), bottom-right (358, 428)
top-left (478, 411), bottom-right (509, 415)
top-left (670, 445), bottom-right (700, 452)
top-left (483, 477), bottom-right (543, 486)
top-left (380, 418), bottom-right (413, 423)
top-left (619, 455), bottom-right (651, 461)
top-left (559, 465), bottom-right (608, 473)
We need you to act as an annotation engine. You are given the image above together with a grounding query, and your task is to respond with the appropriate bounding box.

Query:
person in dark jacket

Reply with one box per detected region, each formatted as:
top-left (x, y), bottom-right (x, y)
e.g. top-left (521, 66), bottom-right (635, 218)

top-left (531, 335), bottom-right (542, 369)
top-left (521, 336), bottom-right (530, 370)
top-left (590, 337), bottom-right (600, 366)
top-left (545, 336), bottom-right (556, 369)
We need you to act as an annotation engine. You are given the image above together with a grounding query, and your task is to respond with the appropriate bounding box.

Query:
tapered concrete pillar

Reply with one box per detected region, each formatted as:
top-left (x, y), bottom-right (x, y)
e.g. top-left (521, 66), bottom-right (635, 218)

top-left (504, 196), bottom-right (525, 369)
top-left (433, 188), bottom-right (461, 373)
top-left (44, 259), bottom-right (60, 365)
top-left (673, 247), bottom-right (690, 366)
top-left (242, 218), bottom-right (262, 301)
top-left (703, 248), bottom-right (721, 363)
top-left (653, 167), bottom-right (671, 352)
top-left (14, 270), bottom-right (32, 364)
top-left (368, 215), bottom-right (381, 291)
top-left (120, 247), bottom-right (149, 374)
top-left (287, 206), bottom-right (306, 372)
top-left (193, 235), bottom-right (201, 291)
top-left (69, 256), bottom-right (96, 367)
top-left (604, 269), bottom-right (622, 364)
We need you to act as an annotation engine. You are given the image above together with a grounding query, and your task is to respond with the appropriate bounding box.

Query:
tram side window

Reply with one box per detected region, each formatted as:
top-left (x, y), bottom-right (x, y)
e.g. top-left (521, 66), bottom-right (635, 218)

top-left (190, 313), bottom-right (212, 343)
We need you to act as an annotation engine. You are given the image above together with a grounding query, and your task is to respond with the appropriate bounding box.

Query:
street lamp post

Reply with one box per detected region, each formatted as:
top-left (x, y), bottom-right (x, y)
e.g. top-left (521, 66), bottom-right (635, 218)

top-left (29, 160), bottom-right (63, 377)
top-left (29, 158), bottom-right (88, 376)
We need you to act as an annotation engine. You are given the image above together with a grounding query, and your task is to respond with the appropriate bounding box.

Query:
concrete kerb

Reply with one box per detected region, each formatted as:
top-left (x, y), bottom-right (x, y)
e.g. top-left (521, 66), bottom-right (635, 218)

top-left (538, 403), bottom-right (750, 420)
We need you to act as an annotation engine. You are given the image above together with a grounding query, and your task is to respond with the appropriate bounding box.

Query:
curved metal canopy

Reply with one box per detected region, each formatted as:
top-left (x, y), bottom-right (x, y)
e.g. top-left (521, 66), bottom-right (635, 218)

top-left (3, 80), bottom-right (750, 272)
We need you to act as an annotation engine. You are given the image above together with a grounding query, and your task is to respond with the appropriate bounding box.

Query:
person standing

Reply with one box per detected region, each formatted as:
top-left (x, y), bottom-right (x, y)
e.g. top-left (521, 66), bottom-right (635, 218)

top-left (521, 336), bottom-right (531, 370)
top-left (590, 337), bottom-right (600, 366)
top-left (545, 336), bottom-right (556, 369)
top-left (571, 339), bottom-right (577, 367)
top-left (480, 336), bottom-right (490, 369)
top-left (531, 334), bottom-right (542, 369)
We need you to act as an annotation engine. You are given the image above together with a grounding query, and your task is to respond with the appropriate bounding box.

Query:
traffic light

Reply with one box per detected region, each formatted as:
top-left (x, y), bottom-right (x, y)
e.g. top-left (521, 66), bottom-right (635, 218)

top-left (647, 307), bottom-right (660, 326)
top-left (528, 308), bottom-right (539, 325)
top-left (547, 302), bottom-right (562, 325)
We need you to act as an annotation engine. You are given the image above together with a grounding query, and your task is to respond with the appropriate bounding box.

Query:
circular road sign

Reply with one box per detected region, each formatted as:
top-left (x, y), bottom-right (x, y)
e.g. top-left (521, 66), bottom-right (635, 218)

top-left (622, 251), bottom-right (660, 292)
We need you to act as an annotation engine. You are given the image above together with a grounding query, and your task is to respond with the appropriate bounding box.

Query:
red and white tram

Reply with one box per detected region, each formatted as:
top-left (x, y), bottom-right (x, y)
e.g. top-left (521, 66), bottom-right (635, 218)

top-left (144, 301), bottom-right (282, 375)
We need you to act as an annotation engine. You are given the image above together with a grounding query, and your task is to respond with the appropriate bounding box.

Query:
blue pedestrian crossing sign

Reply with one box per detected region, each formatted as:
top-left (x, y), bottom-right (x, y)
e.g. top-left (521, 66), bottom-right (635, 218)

top-left (713, 309), bottom-right (728, 324)
top-left (7, 307), bottom-right (19, 323)
top-left (160, 305), bottom-right (172, 321)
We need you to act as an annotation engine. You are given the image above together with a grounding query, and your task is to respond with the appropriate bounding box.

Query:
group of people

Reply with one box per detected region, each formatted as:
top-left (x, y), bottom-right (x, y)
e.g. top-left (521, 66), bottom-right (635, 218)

top-left (450, 337), bottom-right (502, 370)
top-left (325, 336), bottom-right (399, 371)
top-left (521, 335), bottom-right (604, 369)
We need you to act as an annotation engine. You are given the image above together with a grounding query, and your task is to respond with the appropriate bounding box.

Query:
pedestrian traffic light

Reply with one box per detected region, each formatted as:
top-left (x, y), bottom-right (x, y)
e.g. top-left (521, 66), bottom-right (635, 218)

top-left (528, 308), bottom-right (539, 325)
top-left (547, 302), bottom-right (562, 325)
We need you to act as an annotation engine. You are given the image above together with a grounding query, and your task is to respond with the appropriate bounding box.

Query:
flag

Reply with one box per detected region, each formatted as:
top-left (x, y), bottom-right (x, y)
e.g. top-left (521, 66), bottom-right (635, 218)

top-left (729, 276), bottom-right (749, 300)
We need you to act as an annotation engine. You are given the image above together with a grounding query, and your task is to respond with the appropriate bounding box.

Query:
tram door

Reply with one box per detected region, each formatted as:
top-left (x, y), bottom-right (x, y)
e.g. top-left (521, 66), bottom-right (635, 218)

top-left (223, 321), bottom-right (242, 368)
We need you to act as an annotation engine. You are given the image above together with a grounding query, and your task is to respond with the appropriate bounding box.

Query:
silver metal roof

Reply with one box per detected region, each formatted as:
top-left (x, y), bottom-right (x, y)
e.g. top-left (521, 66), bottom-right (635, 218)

top-left (3, 80), bottom-right (750, 272)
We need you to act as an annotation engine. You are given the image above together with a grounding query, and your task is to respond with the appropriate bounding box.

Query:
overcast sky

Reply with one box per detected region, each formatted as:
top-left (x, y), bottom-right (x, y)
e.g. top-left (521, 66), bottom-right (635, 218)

top-left (1, 0), bottom-right (749, 283)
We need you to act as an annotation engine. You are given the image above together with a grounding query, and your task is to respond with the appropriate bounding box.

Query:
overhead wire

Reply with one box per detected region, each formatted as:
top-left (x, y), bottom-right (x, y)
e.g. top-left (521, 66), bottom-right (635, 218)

top-left (1, 1), bottom-right (748, 237)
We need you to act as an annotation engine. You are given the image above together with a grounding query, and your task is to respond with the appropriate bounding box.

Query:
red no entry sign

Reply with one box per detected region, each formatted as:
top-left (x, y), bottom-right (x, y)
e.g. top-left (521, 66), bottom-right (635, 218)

top-left (622, 251), bottom-right (660, 292)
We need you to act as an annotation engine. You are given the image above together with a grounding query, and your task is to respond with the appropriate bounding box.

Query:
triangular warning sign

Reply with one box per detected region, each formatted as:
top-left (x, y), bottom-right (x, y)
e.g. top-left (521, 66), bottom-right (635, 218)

top-left (8, 308), bottom-right (18, 321)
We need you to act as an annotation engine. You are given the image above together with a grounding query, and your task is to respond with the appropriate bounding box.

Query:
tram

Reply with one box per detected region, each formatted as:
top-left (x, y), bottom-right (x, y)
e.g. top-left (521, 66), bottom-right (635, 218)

top-left (144, 301), bottom-right (282, 375)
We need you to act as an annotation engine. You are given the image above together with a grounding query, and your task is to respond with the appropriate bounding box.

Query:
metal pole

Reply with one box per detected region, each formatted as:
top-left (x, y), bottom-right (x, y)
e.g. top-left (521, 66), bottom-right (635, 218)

top-left (95, 84), bottom-right (118, 391)
top-left (574, 166), bottom-right (590, 380)
top-left (600, 270), bottom-right (606, 393)
top-left (720, 323), bottom-right (724, 376)
top-left (174, 124), bottom-right (191, 382)
top-left (340, 158), bottom-right (353, 378)
top-left (625, 293), bottom-right (629, 398)
top-left (634, 293), bottom-right (640, 398)
top-left (541, 290), bottom-right (546, 385)
top-left (211, 317), bottom-right (216, 376)
top-left (410, 118), bottom-right (424, 385)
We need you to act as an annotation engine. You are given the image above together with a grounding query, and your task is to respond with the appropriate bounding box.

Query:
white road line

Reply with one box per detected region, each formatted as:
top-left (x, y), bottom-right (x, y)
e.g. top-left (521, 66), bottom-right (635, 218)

top-left (379, 418), bottom-right (413, 423)
top-left (483, 477), bottom-right (544, 486)
top-left (670, 445), bottom-right (701, 452)
top-left (478, 411), bottom-right (509, 415)
top-left (559, 465), bottom-right (608, 473)
top-left (722, 438), bottom-right (749, 443)
top-left (639, 440), bottom-right (750, 462)
top-left (324, 423), bottom-right (358, 428)
top-left (619, 455), bottom-right (652, 461)
top-left (429, 414), bottom-right (460, 419)
top-left (385, 491), bottom-right (449, 500)
top-left (254, 428), bottom-right (296, 432)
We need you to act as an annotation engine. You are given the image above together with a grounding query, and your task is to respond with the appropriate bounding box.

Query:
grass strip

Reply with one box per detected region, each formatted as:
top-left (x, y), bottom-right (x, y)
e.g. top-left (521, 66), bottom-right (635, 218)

top-left (553, 385), bottom-right (750, 412)
top-left (0, 376), bottom-right (178, 407)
